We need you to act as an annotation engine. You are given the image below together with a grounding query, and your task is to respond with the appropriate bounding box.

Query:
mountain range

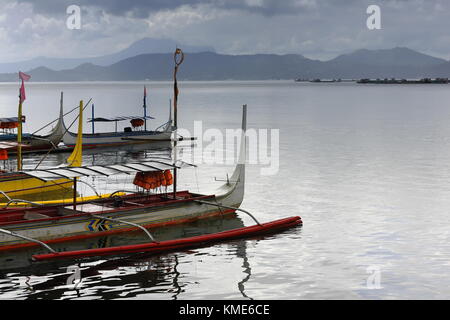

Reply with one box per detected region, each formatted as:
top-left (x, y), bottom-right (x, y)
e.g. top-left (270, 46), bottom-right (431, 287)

top-left (1, 39), bottom-right (450, 81)
top-left (0, 38), bottom-right (215, 74)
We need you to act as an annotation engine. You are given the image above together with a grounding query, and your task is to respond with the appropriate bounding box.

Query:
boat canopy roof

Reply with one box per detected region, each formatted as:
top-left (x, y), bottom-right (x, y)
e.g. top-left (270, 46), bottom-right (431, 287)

top-left (0, 116), bottom-right (25, 123)
top-left (88, 116), bottom-right (154, 122)
top-left (0, 142), bottom-right (30, 150)
top-left (19, 159), bottom-right (194, 181)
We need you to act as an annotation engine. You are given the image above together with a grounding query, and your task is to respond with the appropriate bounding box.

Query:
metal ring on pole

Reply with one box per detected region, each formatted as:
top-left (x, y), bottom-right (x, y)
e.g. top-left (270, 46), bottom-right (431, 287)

top-left (174, 48), bottom-right (184, 67)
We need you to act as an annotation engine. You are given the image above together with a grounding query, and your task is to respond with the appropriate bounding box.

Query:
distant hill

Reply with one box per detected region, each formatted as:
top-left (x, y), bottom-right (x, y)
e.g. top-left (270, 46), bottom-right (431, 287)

top-left (319, 47), bottom-right (448, 79)
top-left (0, 52), bottom-right (322, 81)
top-left (1, 47), bottom-right (449, 81)
top-left (0, 38), bottom-right (215, 73)
top-left (329, 47), bottom-right (446, 67)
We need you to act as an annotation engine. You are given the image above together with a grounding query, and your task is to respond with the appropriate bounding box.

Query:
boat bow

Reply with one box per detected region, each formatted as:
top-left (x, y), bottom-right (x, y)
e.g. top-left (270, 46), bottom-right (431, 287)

top-left (214, 104), bottom-right (247, 207)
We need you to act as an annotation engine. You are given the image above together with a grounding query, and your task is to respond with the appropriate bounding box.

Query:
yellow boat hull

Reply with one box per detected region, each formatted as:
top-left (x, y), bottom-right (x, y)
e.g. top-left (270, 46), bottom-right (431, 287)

top-left (0, 173), bottom-right (73, 201)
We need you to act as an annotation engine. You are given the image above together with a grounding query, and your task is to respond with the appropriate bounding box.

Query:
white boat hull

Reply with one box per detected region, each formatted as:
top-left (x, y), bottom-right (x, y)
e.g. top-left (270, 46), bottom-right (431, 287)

top-left (62, 130), bottom-right (173, 148)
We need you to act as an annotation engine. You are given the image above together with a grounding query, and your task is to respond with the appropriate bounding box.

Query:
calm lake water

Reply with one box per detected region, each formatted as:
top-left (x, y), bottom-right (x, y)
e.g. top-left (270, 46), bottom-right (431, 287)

top-left (1, 80), bottom-right (450, 299)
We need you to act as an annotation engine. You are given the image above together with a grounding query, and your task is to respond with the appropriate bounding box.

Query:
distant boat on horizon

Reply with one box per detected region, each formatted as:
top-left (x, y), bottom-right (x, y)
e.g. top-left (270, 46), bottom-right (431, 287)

top-left (357, 77), bottom-right (449, 84)
top-left (294, 78), bottom-right (355, 83)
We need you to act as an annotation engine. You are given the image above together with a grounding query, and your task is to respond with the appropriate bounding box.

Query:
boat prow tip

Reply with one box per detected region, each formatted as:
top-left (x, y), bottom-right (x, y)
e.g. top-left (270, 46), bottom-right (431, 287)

top-left (294, 216), bottom-right (303, 224)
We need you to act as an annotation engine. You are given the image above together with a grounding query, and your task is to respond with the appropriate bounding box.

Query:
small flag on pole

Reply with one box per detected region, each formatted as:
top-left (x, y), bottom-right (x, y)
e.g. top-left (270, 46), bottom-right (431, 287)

top-left (18, 71), bottom-right (31, 103)
top-left (19, 71), bottom-right (31, 82)
top-left (17, 71), bottom-right (31, 171)
top-left (143, 86), bottom-right (148, 110)
top-left (143, 86), bottom-right (148, 130)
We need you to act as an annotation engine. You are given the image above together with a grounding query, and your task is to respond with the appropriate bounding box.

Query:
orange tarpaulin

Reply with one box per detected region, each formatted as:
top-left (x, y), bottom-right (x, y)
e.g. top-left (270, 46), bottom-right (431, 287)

top-left (133, 170), bottom-right (173, 190)
top-left (0, 122), bottom-right (19, 129)
top-left (130, 118), bottom-right (144, 128)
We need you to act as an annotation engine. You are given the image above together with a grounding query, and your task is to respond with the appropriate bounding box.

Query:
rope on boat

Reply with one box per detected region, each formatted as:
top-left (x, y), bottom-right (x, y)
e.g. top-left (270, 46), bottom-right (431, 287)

top-left (31, 104), bottom-right (80, 135)
top-left (0, 228), bottom-right (56, 253)
top-left (34, 98), bottom-right (93, 170)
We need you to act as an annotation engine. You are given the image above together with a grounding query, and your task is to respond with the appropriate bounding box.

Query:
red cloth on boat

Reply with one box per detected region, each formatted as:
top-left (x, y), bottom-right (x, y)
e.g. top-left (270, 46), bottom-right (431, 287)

top-left (19, 71), bottom-right (31, 103)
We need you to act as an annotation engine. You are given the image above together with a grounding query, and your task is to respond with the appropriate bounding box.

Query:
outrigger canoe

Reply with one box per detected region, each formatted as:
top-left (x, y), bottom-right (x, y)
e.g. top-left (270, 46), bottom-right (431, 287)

top-left (0, 99), bottom-right (122, 206)
top-left (61, 91), bottom-right (174, 149)
top-left (0, 107), bottom-right (65, 152)
top-left (0, 141), bottom-right (72, 202)
top-left (0, 105), bottom-right (302, 261)
top-left (0, 99), bottom-right (90, 203)
top-left (0, 103), bottom-right (73, 202)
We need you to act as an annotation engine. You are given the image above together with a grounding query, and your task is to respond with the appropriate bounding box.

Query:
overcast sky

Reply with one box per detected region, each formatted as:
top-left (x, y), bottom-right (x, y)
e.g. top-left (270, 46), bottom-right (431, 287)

top-left (0, 0), bottom-right (449, 62)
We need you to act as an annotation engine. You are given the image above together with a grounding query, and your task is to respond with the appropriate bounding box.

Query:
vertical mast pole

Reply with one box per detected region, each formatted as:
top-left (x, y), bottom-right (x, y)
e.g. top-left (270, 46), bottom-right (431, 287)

top-left (91, 104), bottom-right (95, 134)
top-left (17, 100), bottom-right (23, 171)
top-left (143, 86), bottom-right (147, 131)
top-left (172, 48), bottom-right (184, 199)
top-left (73, 177), bottom-right (77, 210)
top-left (17, 72), bottom-right (30, 171)
top-left (70, 100), bottom-right (84, 210)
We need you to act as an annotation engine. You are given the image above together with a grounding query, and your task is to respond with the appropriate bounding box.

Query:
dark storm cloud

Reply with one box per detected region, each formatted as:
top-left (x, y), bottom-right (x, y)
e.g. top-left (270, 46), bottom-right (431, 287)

top-left (5, 0), bottom-right (450, 61)
top-left (16, 0), bottom-right (429, 18)
top-left (18, 0), bottom-right (203, 17)
top-left (18, 0), bottom-right (321, 17)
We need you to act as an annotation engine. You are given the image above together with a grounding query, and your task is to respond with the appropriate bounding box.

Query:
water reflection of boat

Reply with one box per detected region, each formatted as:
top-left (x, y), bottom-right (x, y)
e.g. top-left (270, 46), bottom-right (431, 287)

top-left (0, 214), bottom-right (264, 300)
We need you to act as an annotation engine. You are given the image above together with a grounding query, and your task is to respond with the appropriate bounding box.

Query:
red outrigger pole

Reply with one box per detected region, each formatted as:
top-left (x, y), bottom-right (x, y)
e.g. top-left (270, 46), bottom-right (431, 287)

top-left (32, 216), bottom-right (302, 261)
